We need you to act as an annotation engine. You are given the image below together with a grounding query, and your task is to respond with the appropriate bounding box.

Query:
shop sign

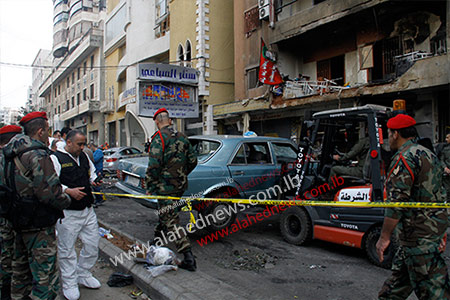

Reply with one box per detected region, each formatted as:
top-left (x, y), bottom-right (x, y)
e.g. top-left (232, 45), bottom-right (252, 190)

top-left (137, 63), bottom-right (199, 86)
top-left (118, 87), bottom-right (137, 110)
top-left (138, 82), bottom-right (198, 118)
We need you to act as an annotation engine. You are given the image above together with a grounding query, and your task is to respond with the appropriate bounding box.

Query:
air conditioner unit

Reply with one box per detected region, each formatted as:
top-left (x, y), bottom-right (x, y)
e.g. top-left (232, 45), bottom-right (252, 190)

top-left (258, 0), bottom-right (269, 20)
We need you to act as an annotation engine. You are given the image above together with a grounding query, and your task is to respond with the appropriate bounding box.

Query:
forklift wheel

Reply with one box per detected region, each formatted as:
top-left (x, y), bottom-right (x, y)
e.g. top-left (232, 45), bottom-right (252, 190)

top-left (364, 226), bottom-right (398, 269)
top-left (280, 207), bottom-right (312, 245)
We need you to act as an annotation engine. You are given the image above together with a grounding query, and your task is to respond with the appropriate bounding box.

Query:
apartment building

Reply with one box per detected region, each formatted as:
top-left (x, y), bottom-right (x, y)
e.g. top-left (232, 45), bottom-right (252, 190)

top-left (169, 0), bottom-right (235, 135)
top-left (222, 0), bottom-right (449, 142)
top-left (38, 0), bottom-right (107, 145)
top-left (31, 49), bottom-right (52, 112)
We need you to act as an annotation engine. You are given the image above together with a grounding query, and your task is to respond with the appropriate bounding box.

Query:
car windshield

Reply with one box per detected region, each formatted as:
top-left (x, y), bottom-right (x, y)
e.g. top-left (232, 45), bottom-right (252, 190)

top-left (190, 139), bottom-right (220, 162)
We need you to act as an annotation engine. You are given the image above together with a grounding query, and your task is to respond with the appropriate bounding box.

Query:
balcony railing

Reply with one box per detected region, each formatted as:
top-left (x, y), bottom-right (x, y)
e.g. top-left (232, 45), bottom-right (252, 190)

top-left (60, 100), bottom-right (100, 121)
top-left (283, 79), bottom-right (349, 100)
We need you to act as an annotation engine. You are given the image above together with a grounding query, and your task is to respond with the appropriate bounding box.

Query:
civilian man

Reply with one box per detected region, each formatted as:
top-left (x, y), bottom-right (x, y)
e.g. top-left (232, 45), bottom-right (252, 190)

top-left (51, 130), bottom-right (101, 300)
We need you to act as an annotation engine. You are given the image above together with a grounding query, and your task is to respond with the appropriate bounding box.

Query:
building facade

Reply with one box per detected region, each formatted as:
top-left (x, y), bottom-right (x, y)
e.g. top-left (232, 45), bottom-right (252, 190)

top-left (39, 0), bottom-right (107, 145)
top-left (223, 0), bottom-right (449, 142)
top-left (31, 49), bottom-right (52, 112)
top-left (169, 0), bottom-right (235, 135)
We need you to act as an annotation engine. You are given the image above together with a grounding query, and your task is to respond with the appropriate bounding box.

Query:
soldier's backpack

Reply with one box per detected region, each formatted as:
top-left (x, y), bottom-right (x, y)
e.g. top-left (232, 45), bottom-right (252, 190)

top-left (0, 146), bottom-right (63, 230)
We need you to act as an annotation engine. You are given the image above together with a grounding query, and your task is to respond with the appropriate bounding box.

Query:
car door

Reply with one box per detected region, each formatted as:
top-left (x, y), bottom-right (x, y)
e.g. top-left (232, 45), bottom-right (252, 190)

top-left (270, 141), bottom-right (299, 194)
top-left (227, 141), bottom-right (278, 199)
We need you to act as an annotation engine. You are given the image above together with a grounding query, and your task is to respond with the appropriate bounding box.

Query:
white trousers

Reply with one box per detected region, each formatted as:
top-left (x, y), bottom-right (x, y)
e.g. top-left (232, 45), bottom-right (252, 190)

top-left (56, 207), bottom-right (99, 289)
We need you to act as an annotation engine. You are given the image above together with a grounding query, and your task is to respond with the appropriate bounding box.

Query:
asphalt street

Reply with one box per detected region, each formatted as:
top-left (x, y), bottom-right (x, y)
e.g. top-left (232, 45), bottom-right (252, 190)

top-left (91, 179), bottom-right (450, 299)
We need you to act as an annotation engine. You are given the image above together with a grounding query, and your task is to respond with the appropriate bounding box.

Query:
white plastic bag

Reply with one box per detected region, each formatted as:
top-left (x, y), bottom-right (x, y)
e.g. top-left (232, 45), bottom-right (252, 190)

top-left (144, 246), bottom-right (180, 277)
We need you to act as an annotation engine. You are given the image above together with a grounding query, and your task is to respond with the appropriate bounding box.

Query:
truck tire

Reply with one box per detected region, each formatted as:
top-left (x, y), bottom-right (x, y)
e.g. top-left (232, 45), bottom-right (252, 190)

top-left (280, 207), bottom-right (312, 245)
top-left (364, 226), bottom-right (398, 269)
top-left (200, 193), bottom-right (237, 233)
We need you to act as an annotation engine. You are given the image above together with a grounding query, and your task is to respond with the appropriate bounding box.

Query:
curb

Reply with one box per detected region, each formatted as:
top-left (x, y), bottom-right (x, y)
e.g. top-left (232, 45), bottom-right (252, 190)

top-left (97, 220), bottom-right (247, 300)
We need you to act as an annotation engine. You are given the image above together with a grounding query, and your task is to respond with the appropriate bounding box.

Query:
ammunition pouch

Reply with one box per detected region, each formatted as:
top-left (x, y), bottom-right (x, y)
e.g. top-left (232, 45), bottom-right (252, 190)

top-left (10, 196), bottom-right (63, 230)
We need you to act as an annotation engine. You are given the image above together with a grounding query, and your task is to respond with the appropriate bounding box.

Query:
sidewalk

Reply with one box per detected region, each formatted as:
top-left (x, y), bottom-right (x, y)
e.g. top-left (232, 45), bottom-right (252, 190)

top-left (98, 221), bottom-right (247, 300)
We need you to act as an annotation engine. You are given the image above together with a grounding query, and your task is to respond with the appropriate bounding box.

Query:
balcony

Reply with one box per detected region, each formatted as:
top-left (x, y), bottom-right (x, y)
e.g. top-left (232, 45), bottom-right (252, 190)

top-left (60, 100), bottom-right (100, 121)
top-left (100, 100), bottom-right (115, 113)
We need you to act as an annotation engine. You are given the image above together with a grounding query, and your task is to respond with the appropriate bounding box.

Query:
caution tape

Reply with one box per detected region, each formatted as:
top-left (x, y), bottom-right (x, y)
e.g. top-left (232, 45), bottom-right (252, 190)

top-left (92, 192), bottom-right (450, 209)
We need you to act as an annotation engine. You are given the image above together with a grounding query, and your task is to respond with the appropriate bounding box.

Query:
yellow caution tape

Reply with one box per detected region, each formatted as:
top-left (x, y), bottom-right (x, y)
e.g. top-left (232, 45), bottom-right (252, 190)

top-left (92, 192), bottom-right (450, 209)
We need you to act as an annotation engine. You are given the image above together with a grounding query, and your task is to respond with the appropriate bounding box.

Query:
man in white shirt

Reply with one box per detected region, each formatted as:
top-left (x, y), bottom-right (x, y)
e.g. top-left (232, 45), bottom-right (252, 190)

top-left (50, 130), bottom-right (101, 300)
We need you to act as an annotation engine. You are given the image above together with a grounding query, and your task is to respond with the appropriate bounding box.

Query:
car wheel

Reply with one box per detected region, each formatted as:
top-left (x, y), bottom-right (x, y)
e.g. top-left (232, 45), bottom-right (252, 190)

top-left (364, 226), bottom-right (398, 269)
top-left (280, 207), bottom-right (312, 245)
top-left (200, 193), bottom-right (237, 233)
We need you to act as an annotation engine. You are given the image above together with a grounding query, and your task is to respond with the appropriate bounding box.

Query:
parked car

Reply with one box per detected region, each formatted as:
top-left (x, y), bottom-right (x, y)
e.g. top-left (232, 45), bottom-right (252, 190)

top-left (115, 135), bottom-right (298, 228)
top-left (103, 146), bottom-right (144, 175)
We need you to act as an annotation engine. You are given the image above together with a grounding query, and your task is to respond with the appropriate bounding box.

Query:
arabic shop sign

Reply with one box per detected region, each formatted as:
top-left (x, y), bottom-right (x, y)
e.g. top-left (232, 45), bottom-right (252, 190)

top-left (118, 87), bottom-right (137, 110)
top-left (137, 63), bottom-right (199, 86)
top-left (337, 187), bottom-right (371, 202)
top-left (138, 82), bottom-right (198, 118)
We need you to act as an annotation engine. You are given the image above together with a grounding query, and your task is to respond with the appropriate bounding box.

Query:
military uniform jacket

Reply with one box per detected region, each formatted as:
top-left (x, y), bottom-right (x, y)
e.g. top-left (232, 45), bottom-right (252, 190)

top-left (1, 134), bottom-right (71, 212)
top-left (385, 140), bottom-right (448, 253)
top-left (340, 136), bottom-right (370, 168)
top-left (145, 125), bottom-right (197, 195)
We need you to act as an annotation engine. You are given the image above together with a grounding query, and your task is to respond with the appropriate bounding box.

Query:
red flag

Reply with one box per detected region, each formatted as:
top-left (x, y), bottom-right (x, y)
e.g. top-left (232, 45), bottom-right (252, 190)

top-left (258, 39), bottom-right (283, 85)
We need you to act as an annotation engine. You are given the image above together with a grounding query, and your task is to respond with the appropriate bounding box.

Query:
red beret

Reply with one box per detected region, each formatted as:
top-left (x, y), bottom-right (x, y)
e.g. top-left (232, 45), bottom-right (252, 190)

top-left (0, 125), bottom-right (22, 135)
top-left (387, 114), bottom-right (416, 130)
top-left (19, 111), bottom-right (48, 126)
top-left (153, 108), bottom-right (169, 120)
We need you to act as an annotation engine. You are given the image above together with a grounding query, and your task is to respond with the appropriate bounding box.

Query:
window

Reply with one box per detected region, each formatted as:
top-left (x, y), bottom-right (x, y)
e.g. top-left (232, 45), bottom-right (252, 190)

top-left (69, 0), bottom-right (82, 17)
top-left (244, 6), bottom-right (260, 35)
top-left (272, 143), bottom-right (298, 163)
top-left (231, 143), bottom-right (272, 164)
top-left (90, 84), bottom-right (94, 99)
top-left (72, 73), bottom-right (75, 84)
top-left (77, 67), bottom-right (80, 80)
top-left (83, 62), bottom-right (87, 75)
top-left (90, 55), bottom-right (94, 69)
top-left (58, 85), bottom-right (61, 95)
top-left (77, 93), bottom-right (80, 105)
top-left (155, 0), bottom-right (168, 24)
top-left (190, 139), bottom-right (221, 163)
top-left (177, 44), bottom-right (184, 63)
top-left (58, 106), bottom-right (61, 114)
top-left (105, 4), bottom-right (127, 45)
top-left (67, 78), bottom-right (70, 88)
top-left (53, 12), bottom-right (69, 25)
top-left (71, 96), bottom-right (74, 108)
top-left (317, 55), bottom-right (345, 86)
top-left (83, 89), bottom-right (87, 101)
top-left (185, 41), bottom-right (191, 66)
top-left (247, 67), bottom-right (260, 90)
top-left (54, 88), bottom-right (57, 97)
top-left (66, 99), bottom-right (69, 111)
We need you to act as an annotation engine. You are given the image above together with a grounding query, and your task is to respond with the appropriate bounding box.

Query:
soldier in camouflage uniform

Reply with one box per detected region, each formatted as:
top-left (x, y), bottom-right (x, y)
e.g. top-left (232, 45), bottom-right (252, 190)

top-left (1, 112), bottom-right (71, 300)
top-left (329, 134), bottom-right (370, 180)
top-left (145, 108), bottom-right (198, 271)
top-left (0, 125), bottom-right (23, 300)
top-left (376, 114), bottom-right (450, 300)
top-left (439, 133), bottom-right (450, 201)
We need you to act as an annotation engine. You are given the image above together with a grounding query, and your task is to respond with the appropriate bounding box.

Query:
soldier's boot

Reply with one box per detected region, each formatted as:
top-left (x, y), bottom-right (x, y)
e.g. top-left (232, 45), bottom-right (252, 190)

top-left (180, 249), bottom-right (196, 272)
top-left (150, 228), bottom-right (165, 246)
top-left (1, 279), bottom-right (11, 300)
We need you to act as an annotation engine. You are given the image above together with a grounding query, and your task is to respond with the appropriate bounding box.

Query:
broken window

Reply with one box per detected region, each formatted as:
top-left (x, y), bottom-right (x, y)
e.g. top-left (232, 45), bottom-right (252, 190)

top-left (316, 55), bottom-right (345, 86)
top-left (371, 35), bottom-right (414, 81)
